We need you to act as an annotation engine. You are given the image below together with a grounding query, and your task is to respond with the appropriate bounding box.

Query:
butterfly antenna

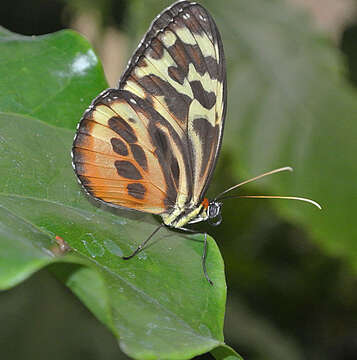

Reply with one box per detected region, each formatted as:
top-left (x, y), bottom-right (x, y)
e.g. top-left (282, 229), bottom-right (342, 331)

top-left (214, 166), bottom-right (293, 201)
top-left (219, 195), bottom-right (322, 209)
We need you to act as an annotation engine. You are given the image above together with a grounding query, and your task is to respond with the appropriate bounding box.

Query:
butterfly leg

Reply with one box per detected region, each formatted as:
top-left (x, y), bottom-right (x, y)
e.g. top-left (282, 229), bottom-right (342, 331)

top-left (122, 223), bottom-right (164, 260)
top-left (202, 232), bottom-right (213, 286)
top-left (177, 227), bottom-right (213, 286)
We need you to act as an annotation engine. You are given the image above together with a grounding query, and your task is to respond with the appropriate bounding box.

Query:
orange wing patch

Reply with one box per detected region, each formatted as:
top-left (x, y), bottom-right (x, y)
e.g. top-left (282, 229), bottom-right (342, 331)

top-left (72, 90), bottom-right (170, 214)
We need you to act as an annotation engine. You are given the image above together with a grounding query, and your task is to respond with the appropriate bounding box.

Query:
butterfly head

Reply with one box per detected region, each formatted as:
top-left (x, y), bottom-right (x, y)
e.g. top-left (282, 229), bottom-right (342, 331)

top-left (202, 198), bottom-right (223, 226)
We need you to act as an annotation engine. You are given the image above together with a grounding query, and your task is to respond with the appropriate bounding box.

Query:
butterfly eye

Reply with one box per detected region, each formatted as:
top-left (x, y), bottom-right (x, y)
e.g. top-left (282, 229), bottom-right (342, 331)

top-left (208, 202), bottom-right (221, 219)
top-left (208, 202), bottom-right (222, 227)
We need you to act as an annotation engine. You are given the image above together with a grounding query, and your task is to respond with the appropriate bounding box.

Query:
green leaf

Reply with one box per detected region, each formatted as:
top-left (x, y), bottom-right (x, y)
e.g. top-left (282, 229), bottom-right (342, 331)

top-left (0, 112), bottom-right (227, 359)
top-left (0, 26), bottom-right (107, 129)
top-left (211, 344), bottom-right (244, 360)
top-left (0, 205), bottom-right (54, 288)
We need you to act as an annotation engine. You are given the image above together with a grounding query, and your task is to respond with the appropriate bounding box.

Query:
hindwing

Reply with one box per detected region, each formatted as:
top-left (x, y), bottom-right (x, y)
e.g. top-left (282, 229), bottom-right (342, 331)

top-left (72, 0), bottom-right (226, 221)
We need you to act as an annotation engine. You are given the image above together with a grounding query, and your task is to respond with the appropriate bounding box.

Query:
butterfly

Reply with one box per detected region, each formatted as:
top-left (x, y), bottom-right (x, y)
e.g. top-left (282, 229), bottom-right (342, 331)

top-left (72, 0), bottom-right (321, 285)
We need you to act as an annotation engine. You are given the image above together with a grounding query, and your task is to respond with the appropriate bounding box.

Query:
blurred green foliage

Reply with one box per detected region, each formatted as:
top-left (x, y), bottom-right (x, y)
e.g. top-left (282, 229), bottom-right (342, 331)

top-left (1, 0), bottom-right (357, 359)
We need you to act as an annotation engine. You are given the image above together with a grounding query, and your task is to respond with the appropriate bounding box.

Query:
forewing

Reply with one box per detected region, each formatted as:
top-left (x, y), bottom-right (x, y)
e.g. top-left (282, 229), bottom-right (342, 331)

top-left (120, 0), bottom-right (226, 207)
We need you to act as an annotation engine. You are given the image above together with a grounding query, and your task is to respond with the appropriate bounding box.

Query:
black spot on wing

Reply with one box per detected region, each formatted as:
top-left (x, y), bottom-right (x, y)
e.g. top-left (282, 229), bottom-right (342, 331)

top-left (130, 144), bottom-right (148, 171)
top-left (111, 138), bottom-right (128, 156)
top-left (127, 183), bottom-right (146, 199)
top-left (168, 65), bottom-right (186, 85)
top-left (115, 160), bottom-right (142, 180)
top-left (108, 117), bottom-right (137, 144)
top-left (190, 80), bottom-right (216, 109)
top-left (204, 56), bottom-right (219, 80)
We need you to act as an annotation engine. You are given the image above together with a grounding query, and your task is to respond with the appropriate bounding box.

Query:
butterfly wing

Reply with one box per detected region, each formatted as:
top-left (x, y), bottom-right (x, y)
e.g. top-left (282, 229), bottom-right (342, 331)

top-left (72, 1), bottom-right (226, 219)
top-left (72, 89), bottom-right (172, 214)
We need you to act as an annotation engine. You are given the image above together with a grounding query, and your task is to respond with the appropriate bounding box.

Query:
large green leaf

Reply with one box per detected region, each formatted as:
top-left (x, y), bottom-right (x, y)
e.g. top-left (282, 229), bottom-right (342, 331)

top-left (0, 27), bottom-right (107, 129)
top-left (127, 0), bottom-right (357, 271)
top-left (0, 111), bottom-right (228, 359)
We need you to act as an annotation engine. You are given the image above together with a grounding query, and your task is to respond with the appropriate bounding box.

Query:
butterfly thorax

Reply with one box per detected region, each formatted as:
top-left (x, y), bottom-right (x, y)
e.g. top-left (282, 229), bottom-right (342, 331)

top-left (161, 198), bottom-right (222, 228)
